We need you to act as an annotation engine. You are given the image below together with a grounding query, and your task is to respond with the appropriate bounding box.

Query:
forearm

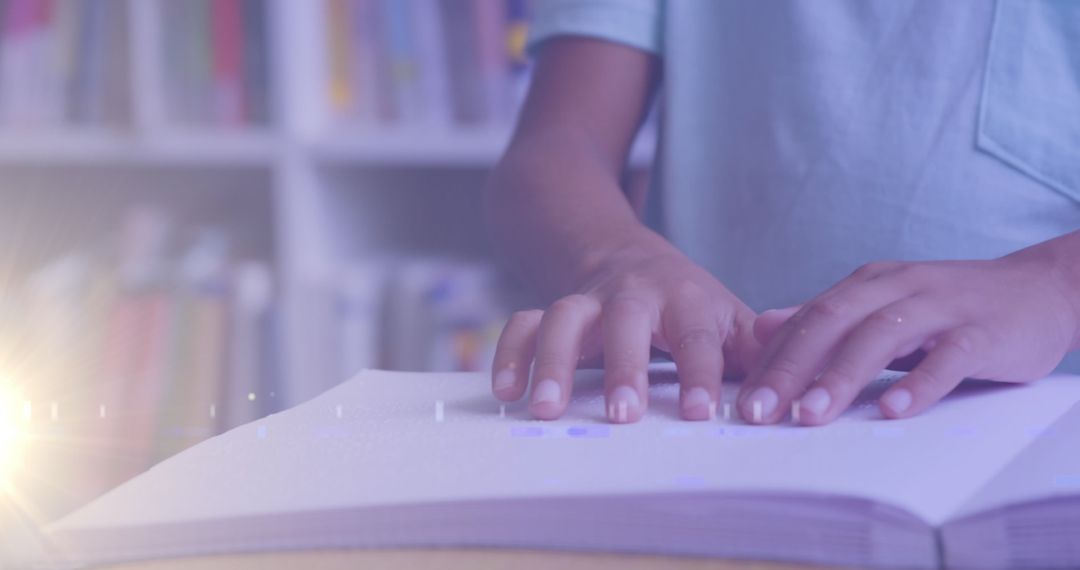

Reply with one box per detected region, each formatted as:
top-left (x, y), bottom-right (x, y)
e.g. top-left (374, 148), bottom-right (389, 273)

top-left (485, 127), bottom-right (671, 301)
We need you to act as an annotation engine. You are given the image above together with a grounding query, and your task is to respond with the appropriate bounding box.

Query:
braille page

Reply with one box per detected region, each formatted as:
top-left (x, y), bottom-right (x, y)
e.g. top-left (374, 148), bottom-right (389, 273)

top-left (49, 365), bottom-right (1080, 538)
top-left (947, 398), bottom-right (1080, 520)
top-left (940, 399), bottom-right (1080, 569)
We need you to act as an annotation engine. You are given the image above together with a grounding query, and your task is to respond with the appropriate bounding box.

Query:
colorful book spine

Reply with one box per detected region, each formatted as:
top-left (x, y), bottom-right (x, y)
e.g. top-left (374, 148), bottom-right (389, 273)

top-left (350, 0), bottom-right (386, 124)
top-left (471, 0), bottom-right (507, 123)
top-left (242, 0), bottom-right (271, 124)
top-left (327, 0), bottom-right (355, 114)
top-left (210, 0), bottom-right (246, 125)
top-left (408, 0), bottom-right (451, 127)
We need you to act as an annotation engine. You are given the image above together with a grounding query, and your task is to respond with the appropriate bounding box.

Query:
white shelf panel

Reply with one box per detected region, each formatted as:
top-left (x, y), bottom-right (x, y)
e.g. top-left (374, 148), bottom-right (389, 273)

top-left (0, 130), bottom-right (281, 166)
top-left (310, 126), bottom-right (514, 167)
top-left (311, 126), bottom-right (657, 168)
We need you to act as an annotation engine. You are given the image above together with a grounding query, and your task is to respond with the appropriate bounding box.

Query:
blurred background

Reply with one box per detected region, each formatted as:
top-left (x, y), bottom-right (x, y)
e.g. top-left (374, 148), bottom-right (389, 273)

top-left (0, 0), bottom-right (656, 532)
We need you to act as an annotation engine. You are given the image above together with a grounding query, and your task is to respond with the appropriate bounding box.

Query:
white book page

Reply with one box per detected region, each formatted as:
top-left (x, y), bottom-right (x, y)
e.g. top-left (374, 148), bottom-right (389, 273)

top-left (52, 366), bottom-right (1080, 535)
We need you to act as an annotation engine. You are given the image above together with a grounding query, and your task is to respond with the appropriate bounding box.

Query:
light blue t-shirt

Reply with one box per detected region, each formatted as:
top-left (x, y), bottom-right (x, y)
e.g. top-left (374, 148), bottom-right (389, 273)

top-left (530, 0), bottom-right (1080, 371)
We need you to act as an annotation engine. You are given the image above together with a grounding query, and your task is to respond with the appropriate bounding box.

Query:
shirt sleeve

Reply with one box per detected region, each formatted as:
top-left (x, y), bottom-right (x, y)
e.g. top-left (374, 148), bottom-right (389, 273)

top-left (528, 0), bottom-right (663, 55)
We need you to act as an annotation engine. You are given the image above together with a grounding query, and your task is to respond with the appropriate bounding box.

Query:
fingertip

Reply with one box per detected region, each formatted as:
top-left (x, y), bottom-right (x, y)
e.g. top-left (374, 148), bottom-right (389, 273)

top-left (679, 386), bottom-right (716, 421)
top-left (492, 368), bottom-right (525, 401)
top-left (794, 386), bottom-right (832, 425)
top-left (880, 387), bottom-right (914, 419)
top-left (741, 386), bottom-right (780, 424)
top-left (606, 385), bottom-right (643, 424)
top-left (529, 378), bottom-right (565, 420)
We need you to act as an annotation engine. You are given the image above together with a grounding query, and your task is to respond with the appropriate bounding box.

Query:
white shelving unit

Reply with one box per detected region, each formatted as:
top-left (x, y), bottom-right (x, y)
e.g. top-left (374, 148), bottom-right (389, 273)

top-left (0, 0), bottom-right (656, 408)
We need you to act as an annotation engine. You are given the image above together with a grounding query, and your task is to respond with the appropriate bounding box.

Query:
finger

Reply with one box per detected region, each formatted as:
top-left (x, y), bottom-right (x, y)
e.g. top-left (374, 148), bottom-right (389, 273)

top-left (602, 296), bottom-right (655, 424)
top-left (739, 282), bottom-right (907, 424)
top-left (492, 310), bottom-right (543, 401)
top-left (796, 300), bottom-right (951, 425)
top-left (753, 306), bottom-right (800, 346)
top-left (530, 295), bottom-right (602, 420)
top-left (662, 297), bottom-right (722, 421)
top-left (879, 326), bottom-right (987, 419)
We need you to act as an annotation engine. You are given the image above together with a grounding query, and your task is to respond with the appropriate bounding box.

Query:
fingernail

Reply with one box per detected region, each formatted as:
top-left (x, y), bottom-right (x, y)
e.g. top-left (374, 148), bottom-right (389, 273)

top-left (681, 387), bottom-right (714, 420)
top-left (747, 387), bottom-right (778, 423)
top-left (800, 387), bottom-right (831, 417)
top-left (882, 388), bottom-right (913, 415)
top-left (493, 369), bottom-right (516, 392)
top-left (607, 385), bottom-right (640, 423)
top-left (532, 379), bottom-right (561, 406)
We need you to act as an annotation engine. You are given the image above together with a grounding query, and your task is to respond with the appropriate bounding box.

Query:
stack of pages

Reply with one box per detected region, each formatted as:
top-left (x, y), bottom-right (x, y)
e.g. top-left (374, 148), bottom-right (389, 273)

top-left (18, 366), bottom-right (1080, 569)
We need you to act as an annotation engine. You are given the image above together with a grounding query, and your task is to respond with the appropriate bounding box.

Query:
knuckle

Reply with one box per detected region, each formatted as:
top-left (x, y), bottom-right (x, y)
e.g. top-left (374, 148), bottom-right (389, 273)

top-left (673, 326), bottom-right (719, 353)
top-left (939, 329), bottom-right (982, 356)
top-left (611, 274), bottom-right (646, 292)
top-left (807, 297), bottom-right (849, 321)
top-left (533, 352), bottom-right (577, 372)
top-left (764, 356), bottom-right (803, 388)
top-left (671, 279), bottom-right (709, 303)
top-left (895, 263), bottom-right (932, 284)
top-left (604, 361), bottom-right (643, 382)
top-left (852, 262), bottom-right (885, 279)
top-left (549, 294), bottom-right (593, 315)
top-left (819, 361), bottom-right (860, 389)
top-left (605, 295), bottom-right (652, 317)
top-left (906, 368), bottom-right (945, 391)
top-left (865, 310), bottom-right (905, 331)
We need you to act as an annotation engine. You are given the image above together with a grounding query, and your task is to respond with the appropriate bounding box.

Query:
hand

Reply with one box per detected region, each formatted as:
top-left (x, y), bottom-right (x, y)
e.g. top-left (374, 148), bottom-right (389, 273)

top-left (739, 244), bottom-right (1080, 426)
top-left (491, 243), bottom-right (762, 423)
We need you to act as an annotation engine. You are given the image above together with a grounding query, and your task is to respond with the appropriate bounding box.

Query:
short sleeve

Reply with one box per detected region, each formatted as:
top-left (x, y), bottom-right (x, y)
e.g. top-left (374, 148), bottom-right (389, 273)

top-left (527, 0), bottom-right (663, 55)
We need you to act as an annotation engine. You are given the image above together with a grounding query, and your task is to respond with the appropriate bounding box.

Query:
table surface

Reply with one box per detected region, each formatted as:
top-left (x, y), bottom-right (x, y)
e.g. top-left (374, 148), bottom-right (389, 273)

top-left (108, 549), bottom-right (833, 570)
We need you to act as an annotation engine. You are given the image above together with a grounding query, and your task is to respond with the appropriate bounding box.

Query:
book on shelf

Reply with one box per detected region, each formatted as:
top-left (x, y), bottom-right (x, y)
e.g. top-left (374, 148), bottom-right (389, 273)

top-left (331, 257), bottom-right (508, 385)
top-left (326, 0), bottom-right (531, 129)
top-left (160, 0), bottom-right (272, 127)
top-left (12, 206), bottom-right (280, 505)
top-left (22, 366), bottom-right (1080, 569)
top-left (0, 0), bottom-right (129, 128)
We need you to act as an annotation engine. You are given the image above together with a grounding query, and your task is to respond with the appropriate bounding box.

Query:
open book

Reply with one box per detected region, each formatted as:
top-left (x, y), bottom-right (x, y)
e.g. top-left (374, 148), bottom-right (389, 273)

top-left (20, 366), bottom-right (1080, 569)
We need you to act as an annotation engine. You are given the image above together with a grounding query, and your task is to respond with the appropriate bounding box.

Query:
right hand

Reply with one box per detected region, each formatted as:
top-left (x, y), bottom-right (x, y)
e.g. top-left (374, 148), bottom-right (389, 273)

top-left (491, 244), bottom-right (762, 423)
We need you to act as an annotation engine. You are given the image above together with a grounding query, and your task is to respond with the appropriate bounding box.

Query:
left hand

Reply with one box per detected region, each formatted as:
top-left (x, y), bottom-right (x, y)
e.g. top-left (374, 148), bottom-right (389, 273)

top-left (738, 242), bottom-right (1080, 425)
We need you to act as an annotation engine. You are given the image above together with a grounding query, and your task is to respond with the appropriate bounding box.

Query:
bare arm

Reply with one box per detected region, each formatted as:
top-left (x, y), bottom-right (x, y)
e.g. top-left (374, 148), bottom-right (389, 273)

top-left (486, 37), bottom-right (761, 424)
top-left (484, 37), bottom-right (663, 300)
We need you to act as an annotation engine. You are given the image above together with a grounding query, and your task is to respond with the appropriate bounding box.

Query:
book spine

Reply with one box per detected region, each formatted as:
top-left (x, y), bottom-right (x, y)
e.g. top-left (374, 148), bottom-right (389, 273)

top-left (378, 0), bottom-right (420, 125)
top-left (184, 0), bottom-right (214, 124)
top-left (210, 0), bottom-right (245, 125)
top-left (0, 0), bottom-right (31, 124)
top-left (471, 0), bottom-right (508, 125)
top-left (326, 0), bottom-right (355, 115)
top-left (226, 261), bottom-right (273, 429)
top-left (504, 0), bottom-right (530, 115)
top-left (441, 2), bottom-right (481, 125)
top-left (360, 0), bottom-right (396, 124)
top-left (67, 0), bottom-right (94, 124)
top-left (81, 0), bottom-right (107, 124)
top-left (32, 0), bottom-right (60, 125)
top-left (349, 0), bottom-right (381, 125)
top-left (408, 0), bottom-right (451, 128)
top-left (52, 0), bottom-right (78, 124)
top-left (337, 263), bottom-right (386, 379)
top-left (101, 0), bottom-right (129, 124)
top-left (242, 0), bottom-right (270, 124)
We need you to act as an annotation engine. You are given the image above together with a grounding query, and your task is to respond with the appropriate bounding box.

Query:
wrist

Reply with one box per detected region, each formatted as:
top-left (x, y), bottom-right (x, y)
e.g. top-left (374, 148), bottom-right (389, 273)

top-left (571, 225), bottom-right (680, 286)
top-left (1031, 231), bottom-right (1080, 349)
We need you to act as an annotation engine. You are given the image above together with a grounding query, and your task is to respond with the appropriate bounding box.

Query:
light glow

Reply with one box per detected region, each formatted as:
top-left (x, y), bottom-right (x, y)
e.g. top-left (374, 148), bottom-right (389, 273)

top-left (0, 380), bottom-right (27, 492)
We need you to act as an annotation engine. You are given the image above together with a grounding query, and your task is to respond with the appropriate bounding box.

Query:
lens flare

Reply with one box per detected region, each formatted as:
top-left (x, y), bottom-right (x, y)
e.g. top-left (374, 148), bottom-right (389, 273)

top-left (0, 381), bottom-right (26, 493)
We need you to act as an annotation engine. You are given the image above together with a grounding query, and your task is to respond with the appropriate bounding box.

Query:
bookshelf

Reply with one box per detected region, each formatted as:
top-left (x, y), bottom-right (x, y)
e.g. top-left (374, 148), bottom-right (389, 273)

top-left (0, 0), bottom-right (657, 516)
